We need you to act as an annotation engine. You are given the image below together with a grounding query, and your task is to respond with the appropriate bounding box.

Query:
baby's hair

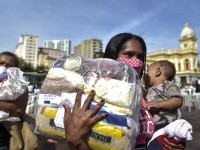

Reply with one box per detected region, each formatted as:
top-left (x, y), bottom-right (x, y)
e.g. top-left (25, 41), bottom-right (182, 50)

top-left (154, 60), bottom-right (176, 81)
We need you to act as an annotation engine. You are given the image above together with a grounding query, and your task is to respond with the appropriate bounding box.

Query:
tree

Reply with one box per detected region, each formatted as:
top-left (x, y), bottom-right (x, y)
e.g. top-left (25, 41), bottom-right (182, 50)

top-left (35, 64), bottom-right (48, 73)
top-left (18, 58), bottom-right (35, 72)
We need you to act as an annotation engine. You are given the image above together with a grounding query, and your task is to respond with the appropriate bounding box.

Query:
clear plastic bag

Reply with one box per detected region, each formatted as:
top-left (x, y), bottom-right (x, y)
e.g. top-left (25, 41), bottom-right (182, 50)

top-left (0, 67), bottom-right (29, 100)
top-left (36, 54), bottom-right (142, 149)
top-left (0, 67), bottom-right (29, 122)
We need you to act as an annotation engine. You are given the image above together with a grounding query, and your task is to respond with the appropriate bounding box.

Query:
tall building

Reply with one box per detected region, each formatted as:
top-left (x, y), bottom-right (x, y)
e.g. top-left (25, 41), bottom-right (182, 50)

top-left (38, 47), bottom-right (66, 68)
top-left (74, 38), bottom-right (103, 58)
top-left (146, 23), bottom-right (200, 86)
top-left (43, 39), bottom-right (71, 56)
top-left (15, 34), bottom-right (39, 68)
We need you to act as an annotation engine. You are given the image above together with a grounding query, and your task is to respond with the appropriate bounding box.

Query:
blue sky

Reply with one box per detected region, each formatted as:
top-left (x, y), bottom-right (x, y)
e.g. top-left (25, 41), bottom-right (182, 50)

top-left (0, 0), bottom-right (200, 54)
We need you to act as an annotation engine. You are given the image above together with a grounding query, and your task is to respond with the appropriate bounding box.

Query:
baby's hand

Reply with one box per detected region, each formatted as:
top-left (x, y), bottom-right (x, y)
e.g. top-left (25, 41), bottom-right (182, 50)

top-left (147, 100), bottom-right (160, 110)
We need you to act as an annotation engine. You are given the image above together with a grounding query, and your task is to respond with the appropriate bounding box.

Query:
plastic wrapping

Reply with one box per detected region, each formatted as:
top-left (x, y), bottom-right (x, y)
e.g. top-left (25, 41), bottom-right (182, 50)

top-left (0, 67), bottom-right (29, 122)
top-left (36, 54), bottom-right (142, 149)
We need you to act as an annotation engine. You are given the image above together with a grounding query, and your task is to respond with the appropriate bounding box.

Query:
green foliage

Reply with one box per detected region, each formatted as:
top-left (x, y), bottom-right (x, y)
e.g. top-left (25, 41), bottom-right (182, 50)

top-left (21, 63), bottom-right (35, 72)
top-left (18, 58), bottom-right (35, 72)
top-left (18, 58), bottom-right (48, 72)
top-left (35, 64), bottom-right (48, 73)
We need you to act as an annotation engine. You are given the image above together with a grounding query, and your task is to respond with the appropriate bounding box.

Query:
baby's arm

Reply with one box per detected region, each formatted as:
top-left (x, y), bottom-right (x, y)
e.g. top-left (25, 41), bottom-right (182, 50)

top-left (147, 82), bottom-right (183, 111)
top-left (147, 97), bottom-right (183, 111)
top-left (0, 89), bottom-right (28, 116)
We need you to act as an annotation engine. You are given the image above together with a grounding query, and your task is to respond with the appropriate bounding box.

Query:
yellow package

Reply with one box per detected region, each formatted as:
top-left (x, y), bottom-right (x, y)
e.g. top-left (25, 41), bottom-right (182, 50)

top-left (35, 106), bottom-right (65, 141)
top-left (87, 122), bottom-right (130, 150)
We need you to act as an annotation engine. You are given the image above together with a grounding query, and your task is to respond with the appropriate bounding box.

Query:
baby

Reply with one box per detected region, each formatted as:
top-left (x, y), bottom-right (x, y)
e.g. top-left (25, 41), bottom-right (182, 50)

top-left (144, 60), bottom-right (191, 149)
top-left (145, 60), bottom-right (183, 131)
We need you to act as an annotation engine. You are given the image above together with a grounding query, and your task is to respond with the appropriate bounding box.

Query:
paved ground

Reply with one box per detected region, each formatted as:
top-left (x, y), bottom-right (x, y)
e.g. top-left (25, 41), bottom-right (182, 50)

top-left (181, 108), bottom-right (200, 150)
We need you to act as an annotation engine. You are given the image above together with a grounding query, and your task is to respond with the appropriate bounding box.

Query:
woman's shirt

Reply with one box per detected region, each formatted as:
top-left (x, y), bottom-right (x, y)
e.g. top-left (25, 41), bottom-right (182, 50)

top-left (135, 98), bottom-right (155, 149)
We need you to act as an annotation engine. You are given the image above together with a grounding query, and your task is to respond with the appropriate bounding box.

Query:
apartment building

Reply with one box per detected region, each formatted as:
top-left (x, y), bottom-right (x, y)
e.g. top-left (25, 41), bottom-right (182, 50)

top-left (43, 39), bottom-right (71, 56)
top-left (74, 38), bottom-right (103, 58)
top-left (38, 47), bottom-right (66, 68)
top-left (15, 34), bottom-right (39, 68)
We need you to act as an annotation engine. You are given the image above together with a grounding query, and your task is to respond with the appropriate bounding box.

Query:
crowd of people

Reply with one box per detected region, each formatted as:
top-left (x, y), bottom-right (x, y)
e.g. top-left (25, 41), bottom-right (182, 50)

top-left (0, 32), bottom-right (193, 150)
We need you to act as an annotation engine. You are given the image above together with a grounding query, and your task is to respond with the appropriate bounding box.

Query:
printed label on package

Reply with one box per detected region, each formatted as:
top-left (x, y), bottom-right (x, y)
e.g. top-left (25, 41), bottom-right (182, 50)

top-left (90, 131), bottom-right (112, 143)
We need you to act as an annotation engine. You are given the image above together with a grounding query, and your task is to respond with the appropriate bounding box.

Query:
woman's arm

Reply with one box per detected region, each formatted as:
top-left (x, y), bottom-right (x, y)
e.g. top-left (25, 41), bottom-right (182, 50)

top-left (0, 89), bottom-right (29, 116)
top-left (64, 90), bottom-right (107, 150)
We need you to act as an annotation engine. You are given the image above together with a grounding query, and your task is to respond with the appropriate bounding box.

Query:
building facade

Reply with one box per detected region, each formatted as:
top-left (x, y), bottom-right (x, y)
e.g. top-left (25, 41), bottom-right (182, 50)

top-left (38, 47), bottom-right (66, 68)
top-left (74, 38), bottom-right (103, 58)
top-left (146, 23), bottom-right (200, 86)
top-left (43, 39), bottom-right (71, 56)
top-left (15, 34), bottom-right (39, 68)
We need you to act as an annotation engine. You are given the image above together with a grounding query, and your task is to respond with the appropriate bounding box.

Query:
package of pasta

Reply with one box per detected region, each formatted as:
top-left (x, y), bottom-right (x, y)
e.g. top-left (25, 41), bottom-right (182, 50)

top-left (35, 54), bottom-right (142, 149)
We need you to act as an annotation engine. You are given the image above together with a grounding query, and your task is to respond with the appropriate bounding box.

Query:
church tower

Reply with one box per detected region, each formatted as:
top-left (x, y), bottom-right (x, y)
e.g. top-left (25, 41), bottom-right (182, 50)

top-left (179, 23), bottom-right (197, 50)
top-left (146, 23), bottom-right (200, 86)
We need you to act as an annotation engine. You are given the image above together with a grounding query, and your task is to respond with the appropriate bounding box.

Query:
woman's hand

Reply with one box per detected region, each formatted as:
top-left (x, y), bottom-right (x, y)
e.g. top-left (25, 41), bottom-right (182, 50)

top-left (63, 90), bottom-right (107, 150)
top-left (163, 138), bottom-right (186, 150)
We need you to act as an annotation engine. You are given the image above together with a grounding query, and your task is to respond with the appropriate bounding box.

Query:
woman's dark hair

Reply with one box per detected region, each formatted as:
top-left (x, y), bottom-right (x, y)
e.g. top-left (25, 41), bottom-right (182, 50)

top-left (103, 32), bottom-right (147, 76)
top-left (0, 51), bottom-right (19, 67)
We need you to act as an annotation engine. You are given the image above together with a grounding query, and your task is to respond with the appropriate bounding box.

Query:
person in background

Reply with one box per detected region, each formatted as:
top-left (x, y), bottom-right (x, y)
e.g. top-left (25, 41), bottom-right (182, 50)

top-left (93, 51), bottom-right (104, 58)
top-left (145, 60), bottom-right (183, 131)
top-left (0, 52), bottom-right (23, 150)
top-left (34, 86), bottom-right (41, 95)
top-left (0, 51), bottom-right (29, 149)
top-left (28, 84), bottom-right (34, 93)
top-left (63, 33), bottom-right (186, 150)
top-left (195, 77), bottom-right (200, 93)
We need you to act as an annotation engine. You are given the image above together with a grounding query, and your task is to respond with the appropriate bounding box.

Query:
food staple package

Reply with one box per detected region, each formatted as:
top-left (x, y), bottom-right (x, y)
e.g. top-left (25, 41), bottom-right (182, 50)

top-left (0, 67), bottom-right (29, 122)
top-left (35, 54), bottom-right (142, 150)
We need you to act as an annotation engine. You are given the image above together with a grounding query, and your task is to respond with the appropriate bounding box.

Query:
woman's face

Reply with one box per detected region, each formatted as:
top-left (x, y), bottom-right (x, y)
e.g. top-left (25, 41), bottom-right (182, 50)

top-left (0, 55), bottom-right (15, 68)
top-left (117, 39), bottom-right (144, 62)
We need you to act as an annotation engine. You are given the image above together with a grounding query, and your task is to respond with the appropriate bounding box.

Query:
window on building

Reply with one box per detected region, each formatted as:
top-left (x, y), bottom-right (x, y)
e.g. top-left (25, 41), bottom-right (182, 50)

top-left (178, 63), bottom-right (181, 71)
top-left (184, 59), bottom-right (190, 71)
top-left (184, 43), bottom-right (187, 48)
top-left (48, 42), bottom-right (54, 48)
top-left (57, 42), bottom-right (64, 50)
top-left (194, 58), bottom-right (196, 67)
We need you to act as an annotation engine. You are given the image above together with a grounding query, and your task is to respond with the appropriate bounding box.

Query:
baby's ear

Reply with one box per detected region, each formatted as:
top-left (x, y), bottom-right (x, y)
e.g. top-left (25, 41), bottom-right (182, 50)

top-left (155, 67), bottom-right (162, 77)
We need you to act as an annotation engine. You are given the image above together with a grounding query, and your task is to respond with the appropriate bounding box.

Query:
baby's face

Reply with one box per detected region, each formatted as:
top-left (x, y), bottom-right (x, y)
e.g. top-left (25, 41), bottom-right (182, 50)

top-left (145, 64), bottom-right (157, 87)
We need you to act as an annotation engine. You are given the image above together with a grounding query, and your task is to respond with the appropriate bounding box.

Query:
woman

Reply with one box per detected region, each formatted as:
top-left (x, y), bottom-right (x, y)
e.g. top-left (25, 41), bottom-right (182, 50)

top-left (64, 33), bottom-right (185, 150)
top-left (0, 51), bottom-right (31, 149)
